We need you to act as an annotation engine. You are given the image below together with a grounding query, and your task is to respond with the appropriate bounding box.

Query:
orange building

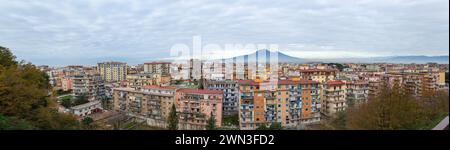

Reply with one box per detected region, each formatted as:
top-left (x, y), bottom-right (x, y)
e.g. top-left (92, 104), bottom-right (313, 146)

top-left (176, 89), bottom-right (223, 130)
top-left (238, 79), bottom-right (320, 130)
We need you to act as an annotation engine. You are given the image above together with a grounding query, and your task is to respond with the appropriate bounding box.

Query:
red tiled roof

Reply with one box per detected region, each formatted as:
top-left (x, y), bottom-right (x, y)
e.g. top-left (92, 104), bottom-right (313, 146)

top-left (144, 61), bottom-right (171, 65)
top-left (237, 79), bottom-right (318, 85)
top-left (298, 69), bottom-right (338, 72)
top-left (177, 89), bottom-right (223, 94)
top-left (326, 80), bottom-right (345, 85)
top-left (354, 80), bottom-right (369, 85)
top-left (144, 85), bottom-right (177, 90)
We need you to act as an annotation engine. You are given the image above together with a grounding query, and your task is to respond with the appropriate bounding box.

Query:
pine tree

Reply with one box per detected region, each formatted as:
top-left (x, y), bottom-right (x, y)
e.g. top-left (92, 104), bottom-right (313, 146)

top-left (206, 111), bottom-right (216, 130)
top-left (167, 104), bottom-right (178, 130)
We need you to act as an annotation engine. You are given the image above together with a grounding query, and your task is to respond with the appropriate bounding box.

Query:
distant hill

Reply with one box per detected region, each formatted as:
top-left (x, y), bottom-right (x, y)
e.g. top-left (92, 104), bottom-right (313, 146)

top-left (311, 55), bottom-right (449, 64)
top-left (371, 55), bottom-right (449, 64)
top-left (205, 49), bottom-right (449, 64)
top-left (227, 49), bottom-right (306, 63)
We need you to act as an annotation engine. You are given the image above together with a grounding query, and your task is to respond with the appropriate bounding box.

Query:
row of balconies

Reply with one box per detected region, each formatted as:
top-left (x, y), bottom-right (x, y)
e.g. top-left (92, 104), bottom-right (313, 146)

top-left (241, 95), bottom-right (254, 100)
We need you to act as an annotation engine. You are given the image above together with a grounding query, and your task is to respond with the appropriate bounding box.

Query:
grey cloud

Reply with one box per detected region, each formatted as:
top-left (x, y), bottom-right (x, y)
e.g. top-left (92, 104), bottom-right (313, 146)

top-left (0, 0), bottom-right (448, 66)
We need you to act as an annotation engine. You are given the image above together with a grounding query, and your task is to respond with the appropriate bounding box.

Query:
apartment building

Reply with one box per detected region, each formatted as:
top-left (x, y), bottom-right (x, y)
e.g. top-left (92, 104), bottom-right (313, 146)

top-left (61, 77), bottom-right (72, 91)
top-left (381, 71), bottom-right (441, 97)
top-left (126, 73), bottom-right (170, 89)
top-left (72, 73), bottom-right (105, 101)
top-left (112, 86), bottom-right (177, 128)
top-left (204, 79), bottom-right (239, 116)
top-left (176, 89), bottom-right (223, 130)
top-left (368, 80), bottom-right (382, 99)
top-left (297, 69), bottom-right (338, 83)
top-left (322, 80), bottom-right (347, 117)
top-left (98, 61), bottom-right (127, 82)
top-left (436, 71), bottom-right (446, 89)
top-left (70, 100), bottom-right (102, 118)
top-left (346, 80), bottom-right (369, 106)
top-left (143, 62), bottom-right (171, 75)
top-left (237, 79), bottom-right (321, 130)
top-left (126, 73), bottom-right (154, 89)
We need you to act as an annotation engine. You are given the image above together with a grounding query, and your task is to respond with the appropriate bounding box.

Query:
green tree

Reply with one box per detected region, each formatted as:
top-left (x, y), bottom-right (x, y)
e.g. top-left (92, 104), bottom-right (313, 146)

top-left (0, 114), bottom-right (34, 130)
top-left (222, 114), bottom-right (239, 126)
top-left (324, 111), bottom-right (347, 130)
top-left (0, 46), bottom-right (81, 130)
top-left (346, 85), bottom-right (449, 130)
top-left (0, 46), bottom-right (17, 67)
top-left (82, 117), bottom-right (94, 129)
top-left (256, 123), bottom-right (268, 130)
top-left (328, 63), bottom-right (344, 71)
top-left (167, 104), bottom-right (178, 130)
top-left (269, 122), bottom-right (283, 130)
top-left (73, 94), bottom-right (89, 106)
top-left (206, 112), bottom-right (216, 130)
top-left (61, 96), bottom-right (73, 108)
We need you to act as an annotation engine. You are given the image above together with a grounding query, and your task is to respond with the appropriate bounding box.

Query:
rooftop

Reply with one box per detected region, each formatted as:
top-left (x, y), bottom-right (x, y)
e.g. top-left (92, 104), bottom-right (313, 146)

top-left (144, 61), bottom-right (171, 65)
top-left (177, 89), bottom-right (223, 95)
top-left (70, 100), bottom-right (101, 110)
top-left (237, 79), bottom-right (318, 86)
top-left (144, 85), bottom-right (177, 90)
top-left (326, 80), bottom-right (346, 85)
top-left (297, 69), bottom-right (339, 72)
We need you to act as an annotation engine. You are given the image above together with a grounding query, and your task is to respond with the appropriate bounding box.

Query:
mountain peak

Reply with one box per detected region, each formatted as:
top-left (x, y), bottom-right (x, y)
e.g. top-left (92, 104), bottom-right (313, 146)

top-left (229, 49), bottom-right (305, 63)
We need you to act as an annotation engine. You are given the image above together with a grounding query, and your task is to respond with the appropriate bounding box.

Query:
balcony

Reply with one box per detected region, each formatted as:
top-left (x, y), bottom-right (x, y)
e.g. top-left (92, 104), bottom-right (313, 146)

top-left (240, 104), bottom-right (254, 110)
top-left (241, 95), bottom-right (254, 100)
top-left (290, 88), bottom-right (302, 92)
top-left (265, 94), bottom-right (276, 100)
top-left (241, 112), bottom-right (253, 119)
top-left (316, 104), bottom-right (321, 109)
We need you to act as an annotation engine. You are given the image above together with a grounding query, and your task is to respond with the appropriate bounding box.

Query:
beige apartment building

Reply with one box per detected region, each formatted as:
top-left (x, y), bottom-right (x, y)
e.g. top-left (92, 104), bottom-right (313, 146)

top-left (322, 80), bottom-right (347, 117)
top-left (346, 80), bottom-right (369, 106)
top-left (112, 86), bottom-right (177, 128)
top-left (143, 62), bottom-right (171, 75)
top-left (126, 73), bottom-right (171, 89)
top-left (98, 61), bottom-right (127, 82)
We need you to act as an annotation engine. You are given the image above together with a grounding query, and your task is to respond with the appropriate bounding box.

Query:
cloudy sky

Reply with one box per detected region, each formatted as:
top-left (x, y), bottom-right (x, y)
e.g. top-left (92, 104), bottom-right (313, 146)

top-left (0, 0), bottom-right (448, 66)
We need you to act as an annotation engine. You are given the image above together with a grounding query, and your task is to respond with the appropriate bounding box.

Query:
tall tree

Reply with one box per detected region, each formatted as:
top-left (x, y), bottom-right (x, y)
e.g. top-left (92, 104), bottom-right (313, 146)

top-left (346, 84), bottom-right (449, 130)
top-left (167, 104), bottom-right (178, 130)
top-left (0, 46), bottom-right (81, 130)
top-left (74, 94), bottom-right (89, 106)
top-left (0, 46), bottom-right (17, 67)
top-left (269, 122), bottom-right (283, 130)
top-left (206, 111), bottom-right (216, 130)
top-left (82, 117), bottom-right (94, 129)
top-left (256, 123), bottom-right (268, 130)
